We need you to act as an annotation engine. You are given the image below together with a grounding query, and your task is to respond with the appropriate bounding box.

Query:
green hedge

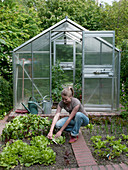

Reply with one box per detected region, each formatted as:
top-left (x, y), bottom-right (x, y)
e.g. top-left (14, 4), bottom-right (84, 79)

top-left (0, 76), bottom-right (13, 116)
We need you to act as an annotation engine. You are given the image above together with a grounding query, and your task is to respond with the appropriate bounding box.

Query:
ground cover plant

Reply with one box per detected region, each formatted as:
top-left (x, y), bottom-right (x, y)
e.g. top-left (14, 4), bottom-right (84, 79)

top-left (0, 114), bottom-right (78, 169)
top-left (1, 114), bottom-right (52, 142)
top-left (81, 116), bottom-right (128, 165)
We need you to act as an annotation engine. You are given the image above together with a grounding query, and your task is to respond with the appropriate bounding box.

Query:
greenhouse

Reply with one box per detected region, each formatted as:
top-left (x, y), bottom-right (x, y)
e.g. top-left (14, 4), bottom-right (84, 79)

top-left (13, 18), bottom-right (120, 112)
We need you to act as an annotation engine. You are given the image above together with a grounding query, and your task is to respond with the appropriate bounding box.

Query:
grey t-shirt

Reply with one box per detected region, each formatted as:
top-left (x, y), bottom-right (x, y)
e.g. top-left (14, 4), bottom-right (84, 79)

top-left (59, 97), bottom-right (87, 116)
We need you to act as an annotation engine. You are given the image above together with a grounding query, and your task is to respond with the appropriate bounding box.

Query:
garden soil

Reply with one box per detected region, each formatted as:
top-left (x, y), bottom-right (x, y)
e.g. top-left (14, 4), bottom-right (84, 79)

top-left (81, 120), bottom-right (128, 166)
top-left (0, 132), bottom-right (78, 170)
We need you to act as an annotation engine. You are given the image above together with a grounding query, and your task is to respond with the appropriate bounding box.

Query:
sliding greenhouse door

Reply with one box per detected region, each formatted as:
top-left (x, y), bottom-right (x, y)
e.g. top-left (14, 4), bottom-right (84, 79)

top-left (82, 31), bottom-right (115, 111)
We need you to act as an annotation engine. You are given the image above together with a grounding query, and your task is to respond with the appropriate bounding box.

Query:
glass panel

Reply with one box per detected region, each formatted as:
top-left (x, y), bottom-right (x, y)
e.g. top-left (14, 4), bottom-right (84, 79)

top-left (14, 43), bottom-right (32, 108)
top-left (84, 37), bottom-right (100, 65)
top-left (32, 32), bottom-right (50, 99)
top-left (63, 70), bottom-right (73, 85)
top-left (56, 44), bottom-right (73, 62)
top-left (84, 78), bottom-right (112, 105)
top-left (16, 43), bottom-right (31, 53)
top-left (33, 79), bottom-right (50, 101)
top-left (33, 53), bottom-right (50, 78)
top-left (18, 53), bottom-right (32, 78)
top-left (32, 32), bottom-right (49, 51)
top-left (102, 43), bottom-right (113, 65)
top-left (14, 32), bottom-right (50, 110)
top-left (17, 78), bottom-right (32, 107)
top-left (83, 32), bottom-right (115, 110)
top-left (53, 21), bottom-right (80, 32)
top-left (84, 37), bottom-right (113, 65)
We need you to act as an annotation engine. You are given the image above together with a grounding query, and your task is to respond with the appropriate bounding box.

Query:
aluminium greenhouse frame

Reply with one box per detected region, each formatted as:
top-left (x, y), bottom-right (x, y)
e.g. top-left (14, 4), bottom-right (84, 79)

top-left (13, 18), bottom-right (121, 112)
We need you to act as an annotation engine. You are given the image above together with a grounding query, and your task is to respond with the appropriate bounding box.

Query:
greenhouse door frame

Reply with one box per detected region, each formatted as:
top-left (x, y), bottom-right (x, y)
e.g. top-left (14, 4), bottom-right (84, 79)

top-left (51, 30), bottom-right (80, 85)
top-left (82, 31), bottom-right (115, 111)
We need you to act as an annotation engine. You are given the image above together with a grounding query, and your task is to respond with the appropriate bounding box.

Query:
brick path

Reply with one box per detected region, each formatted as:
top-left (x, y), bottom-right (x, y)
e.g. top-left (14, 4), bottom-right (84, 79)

top-left (0, 112), bottom-right (128, 170)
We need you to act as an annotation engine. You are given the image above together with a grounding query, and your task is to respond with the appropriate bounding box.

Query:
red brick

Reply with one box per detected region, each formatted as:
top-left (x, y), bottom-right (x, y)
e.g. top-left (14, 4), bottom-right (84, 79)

top-left (73, 147), bottom-right (90, 153)
top-left (119, 163), bottom-right (128, 170)
top-left (105, 165), bottom-right (114, 170)
top-left (112, 164), bottom-right (121, 170)
top-left (72, 143), bottom-right (88, 148)
top-left (78, 167), bottom-right (85, 170)
top-left (76, 155), bottom-right (94, 161)
top-left (92, 165), bottom-right (99, 170)
top-left (78, 161), bottom-right (97, 166)
top-left (85, 166), bottom-right (92, 170)
top-left (98, 165), bottom-right (106, 170)
top-left (74, 152), bottom-right (92, 158)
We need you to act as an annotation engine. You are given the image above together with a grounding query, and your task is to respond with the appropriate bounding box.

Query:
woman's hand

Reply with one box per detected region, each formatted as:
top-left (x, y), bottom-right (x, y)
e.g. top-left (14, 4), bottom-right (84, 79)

top-left (55, 130), bottom-right (62, 138)
top-left (47, 131), bottom-right (53, 139)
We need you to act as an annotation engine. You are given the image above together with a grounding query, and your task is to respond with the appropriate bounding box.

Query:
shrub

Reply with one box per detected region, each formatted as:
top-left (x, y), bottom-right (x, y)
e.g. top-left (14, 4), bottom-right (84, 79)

top-left (0, 76), bottom-right (13, 117)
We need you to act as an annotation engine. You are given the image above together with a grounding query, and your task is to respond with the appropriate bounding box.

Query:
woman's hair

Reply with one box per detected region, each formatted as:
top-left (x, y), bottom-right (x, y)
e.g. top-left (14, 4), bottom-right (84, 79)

top-left (61, 86), bottom-right (74, 97)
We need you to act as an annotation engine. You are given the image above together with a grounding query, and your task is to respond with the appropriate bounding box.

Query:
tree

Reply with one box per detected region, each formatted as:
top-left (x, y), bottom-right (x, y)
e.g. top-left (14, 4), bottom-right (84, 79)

top-left (100, 0), bottom-right (128, 46)
top-left (26, 0), bottom-right (102, 31)
top-left (0, 0), bottom-right (41, 81)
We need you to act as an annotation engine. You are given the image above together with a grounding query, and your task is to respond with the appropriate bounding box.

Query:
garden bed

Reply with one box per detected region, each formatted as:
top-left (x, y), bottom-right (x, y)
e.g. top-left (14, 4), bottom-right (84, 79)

top-left (81, 117), bottom-right (128, 166)
top-left (0, 132), bottom-right (78, 170)
top-left (0, 114), bottom-right (78, 169)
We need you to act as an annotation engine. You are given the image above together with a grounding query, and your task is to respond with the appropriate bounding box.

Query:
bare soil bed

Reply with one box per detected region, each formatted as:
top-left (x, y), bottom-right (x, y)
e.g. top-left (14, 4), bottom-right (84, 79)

top-left (81, 117), bottom-right (128, 166)
top-left (0, 132), bottom-right (78, 170)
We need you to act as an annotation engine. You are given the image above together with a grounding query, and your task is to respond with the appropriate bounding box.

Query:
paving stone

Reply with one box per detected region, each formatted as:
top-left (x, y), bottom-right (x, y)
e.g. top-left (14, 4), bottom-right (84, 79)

top-left (106, 164), bottom-right (114, 170)
top-left (91, 165), bottom-right (99, 170)
top-left (78, 167), bottom-right (85, 170)
top-left (119, 163), bottom-right (128, 170)
top-left (78, 161), bottom-right (97, 167)
top-left (112, 164), bottom-right (121, 170)
top-left (85, 166), bottom-right (92, 170)
top-left (99, 165), bottom-right (107, 170)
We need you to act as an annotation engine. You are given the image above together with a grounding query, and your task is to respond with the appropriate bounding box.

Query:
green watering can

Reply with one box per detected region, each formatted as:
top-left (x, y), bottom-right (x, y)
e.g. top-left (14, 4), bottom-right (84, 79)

top-left (24, 96), bottom-right (52, 114)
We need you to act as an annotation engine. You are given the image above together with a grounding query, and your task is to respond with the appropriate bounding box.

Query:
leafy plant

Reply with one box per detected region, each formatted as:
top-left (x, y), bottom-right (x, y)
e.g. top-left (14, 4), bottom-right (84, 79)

top-left (0, 136), bottom-right (56, 169)
top-left (0, 76), bottom-right (13, 118)
top-left (121, 134), bottom-right (128, 140)
top-left (52, 60), bottom-right (65, 102)
top-left (1, 114), bottom-right (52, 142)
top-left (85, 123), bottom-right (94, 130)
top-left (106, 135), bottom-right (115, 141)
top-left (90, 134), bottom-right (128, 159)
top-left (52, 135), bottom-right (66, 145)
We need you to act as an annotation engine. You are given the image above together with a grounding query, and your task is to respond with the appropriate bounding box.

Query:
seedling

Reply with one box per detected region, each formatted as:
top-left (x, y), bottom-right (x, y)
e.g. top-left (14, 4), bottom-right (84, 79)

top-left (121, 134), bottom-right (128, 140)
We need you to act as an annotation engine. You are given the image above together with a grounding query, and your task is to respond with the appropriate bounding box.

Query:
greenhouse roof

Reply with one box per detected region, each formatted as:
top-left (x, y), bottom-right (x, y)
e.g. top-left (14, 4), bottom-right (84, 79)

top-left (13, 18), bottom-right (120, 52)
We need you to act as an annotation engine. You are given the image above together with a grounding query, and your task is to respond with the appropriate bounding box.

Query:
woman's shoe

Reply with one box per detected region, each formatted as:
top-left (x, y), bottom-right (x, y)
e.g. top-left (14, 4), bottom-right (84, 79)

top-left (69, 135), bottom-right (78, 143)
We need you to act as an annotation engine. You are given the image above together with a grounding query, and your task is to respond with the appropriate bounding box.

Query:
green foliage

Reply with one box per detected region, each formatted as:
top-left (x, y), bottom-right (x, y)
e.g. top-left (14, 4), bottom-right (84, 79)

top-left (52, 61), bottom-right (65, 102)
top-left (0, 0), bottom-right (41, 81)
top-left (121, 134), bottom-right (128, 140)
top-left (85, 123), bottom-right (94, 130)
top-left (120, 80), bottom-right (128, 119)
top-left (0, 137), bottom-right (56, 169)
top-left (52, 135), bottom-right (66, 145)
top-left (120, 40), bottom-right (128, 105)
top-left (90, 134), bottom-right (128, 159)
top-left (100, 0), bottom-right (128, 46)
top-left (1, 114), bottom-right (52, 142)
top-left (31, 0), bottom-right (101, 30)
top-left (0, 76), bottom-right (13, 117)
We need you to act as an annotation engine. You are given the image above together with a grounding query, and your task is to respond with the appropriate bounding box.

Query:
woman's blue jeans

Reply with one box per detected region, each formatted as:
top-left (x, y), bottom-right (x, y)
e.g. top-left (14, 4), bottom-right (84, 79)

top-left (55, 112), bottom-right (89, 137)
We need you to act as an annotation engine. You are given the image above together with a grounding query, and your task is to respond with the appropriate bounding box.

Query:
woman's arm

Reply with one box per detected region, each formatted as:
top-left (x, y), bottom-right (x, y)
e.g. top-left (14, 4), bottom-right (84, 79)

top-left (47, 104), bottom-right (62, 139)
top-left (55, 105), bottom-right (79, 138)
